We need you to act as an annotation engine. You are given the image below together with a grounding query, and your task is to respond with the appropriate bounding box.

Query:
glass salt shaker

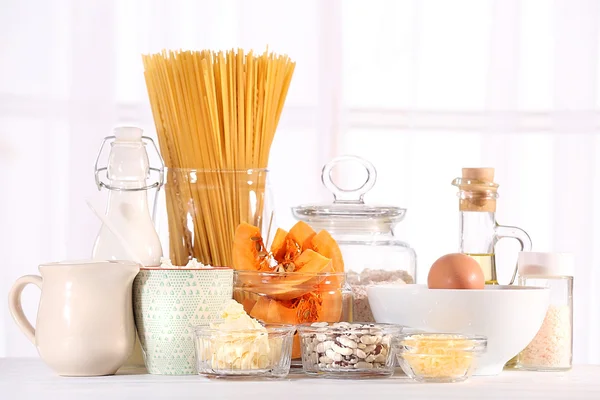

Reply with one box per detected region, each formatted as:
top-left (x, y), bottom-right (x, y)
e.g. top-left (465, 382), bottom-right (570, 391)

top-left (516, 252), bottom-right (574, 371)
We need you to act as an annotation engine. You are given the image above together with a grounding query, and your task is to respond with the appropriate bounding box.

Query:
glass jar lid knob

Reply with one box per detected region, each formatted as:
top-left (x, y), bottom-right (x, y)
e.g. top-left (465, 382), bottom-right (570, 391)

top-left (292, 155), bottom-right (405, 223)
top-left (322, 155), bottom-right (377, 204)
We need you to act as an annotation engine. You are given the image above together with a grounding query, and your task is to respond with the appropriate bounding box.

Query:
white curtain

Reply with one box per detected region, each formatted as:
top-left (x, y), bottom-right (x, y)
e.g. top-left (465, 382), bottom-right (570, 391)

top-left (2, 0), bottom-right (599, 364)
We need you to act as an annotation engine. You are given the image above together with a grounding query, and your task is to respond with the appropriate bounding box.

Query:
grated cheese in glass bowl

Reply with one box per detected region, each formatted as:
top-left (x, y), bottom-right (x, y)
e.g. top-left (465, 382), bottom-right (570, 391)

top-left (395, 333), bottom-right (487, 383)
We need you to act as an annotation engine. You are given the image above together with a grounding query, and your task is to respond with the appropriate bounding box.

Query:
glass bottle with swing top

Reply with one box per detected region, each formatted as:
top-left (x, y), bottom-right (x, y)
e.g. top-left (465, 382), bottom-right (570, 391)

top-left (92, 126), bottom-right (164, 267)
top-left (92, 126), bottom-right (165, 370)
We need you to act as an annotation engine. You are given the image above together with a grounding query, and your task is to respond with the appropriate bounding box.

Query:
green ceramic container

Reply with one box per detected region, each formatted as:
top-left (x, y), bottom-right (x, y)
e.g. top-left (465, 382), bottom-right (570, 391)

top-left (133, 267), bottom-right (233, 375)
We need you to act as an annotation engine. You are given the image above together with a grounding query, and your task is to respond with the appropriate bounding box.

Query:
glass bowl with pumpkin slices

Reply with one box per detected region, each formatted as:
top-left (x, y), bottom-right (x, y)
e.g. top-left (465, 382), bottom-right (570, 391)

top-left (232, 221), bottom-right (353, 360)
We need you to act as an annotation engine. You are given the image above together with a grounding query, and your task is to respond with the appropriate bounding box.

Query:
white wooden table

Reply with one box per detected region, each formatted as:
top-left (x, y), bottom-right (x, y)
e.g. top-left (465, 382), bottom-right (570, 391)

top-left (1, 358), bottom-right (598, 399)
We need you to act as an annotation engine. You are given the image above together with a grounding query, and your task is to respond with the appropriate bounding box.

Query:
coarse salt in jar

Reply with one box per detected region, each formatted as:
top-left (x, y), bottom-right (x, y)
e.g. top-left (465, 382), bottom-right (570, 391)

top-left (516, 252), bottom-right (574, 371)
top-left (292, 156), bottom-right (416, 323)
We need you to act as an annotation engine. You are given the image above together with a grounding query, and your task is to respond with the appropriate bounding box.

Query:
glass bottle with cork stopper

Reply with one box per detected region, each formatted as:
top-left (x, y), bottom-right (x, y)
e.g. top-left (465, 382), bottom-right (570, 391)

top-left (451, 168), bottom-right (532, 285)
top-left (516, 252), bottom-right (574, 371)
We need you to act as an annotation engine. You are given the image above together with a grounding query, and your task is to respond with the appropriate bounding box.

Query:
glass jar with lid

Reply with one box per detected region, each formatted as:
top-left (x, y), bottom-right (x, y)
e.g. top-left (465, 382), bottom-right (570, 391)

top-left (292, 156), bottom-right (416, 322)
top-left (516, 252), bottom-right (573, 371)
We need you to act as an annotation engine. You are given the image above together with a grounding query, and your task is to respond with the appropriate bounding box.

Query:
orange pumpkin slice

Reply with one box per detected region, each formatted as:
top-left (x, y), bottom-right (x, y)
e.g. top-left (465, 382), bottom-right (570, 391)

top-left (311, 230), bottom-right (344, 273)
top-left (292, 336), bottom-right (302, 359)
top-left (232, 289), bottom-right (259, 312)
top-left (294, 249), bottom-right (332, 274)
top-left (248, 297), bottom-right (301, 358)
top-left (287, 221), bottom-right (316, 252)
top-left (250, 297), bottom-right (297, 324)
top-left (318, 289), bottom-right (343, 322)
top-left (232, 223), bottom-right (268, 271)
top-left (270, 228), bottom-right (289, 261)
top-left (248, 296), bottom-right (271, 322)
top-left (249, 290), bottom-right (342, 324)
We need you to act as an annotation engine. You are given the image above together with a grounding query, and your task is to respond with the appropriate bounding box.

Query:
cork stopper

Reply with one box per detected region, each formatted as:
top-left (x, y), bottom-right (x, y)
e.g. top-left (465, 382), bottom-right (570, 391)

top-left (452, 167), bottom-right (499, 212)
top-left (462, 167), bottom-right (494, 182)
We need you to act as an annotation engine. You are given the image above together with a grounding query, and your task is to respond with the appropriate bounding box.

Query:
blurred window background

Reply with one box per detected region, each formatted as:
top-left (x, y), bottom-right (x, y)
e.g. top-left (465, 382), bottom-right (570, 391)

top-left (1, 0), bottom-right (599, 363)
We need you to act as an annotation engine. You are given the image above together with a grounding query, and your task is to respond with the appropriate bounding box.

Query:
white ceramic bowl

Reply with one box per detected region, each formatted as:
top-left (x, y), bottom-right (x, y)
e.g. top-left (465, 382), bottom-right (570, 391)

top-left (367, 285), bottom-right (550, 376)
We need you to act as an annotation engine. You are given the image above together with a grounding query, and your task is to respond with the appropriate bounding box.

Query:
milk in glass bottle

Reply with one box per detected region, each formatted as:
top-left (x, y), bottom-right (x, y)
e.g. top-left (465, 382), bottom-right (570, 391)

top-left (92, 126), bottom-right (164, 370)
top-left (92, 126), bottom-right (163, 265)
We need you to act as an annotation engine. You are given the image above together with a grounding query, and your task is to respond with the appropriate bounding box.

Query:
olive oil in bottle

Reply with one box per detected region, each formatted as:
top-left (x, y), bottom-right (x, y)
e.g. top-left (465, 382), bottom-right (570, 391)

top-left (504, 355), bottom-right (519, 369)
top-left (466, 253), bottom-right (498, 285)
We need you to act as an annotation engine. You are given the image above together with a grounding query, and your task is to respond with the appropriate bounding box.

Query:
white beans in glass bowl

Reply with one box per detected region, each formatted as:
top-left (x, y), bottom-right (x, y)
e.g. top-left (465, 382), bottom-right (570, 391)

top-left (297, 322), bottom-right (403, 379)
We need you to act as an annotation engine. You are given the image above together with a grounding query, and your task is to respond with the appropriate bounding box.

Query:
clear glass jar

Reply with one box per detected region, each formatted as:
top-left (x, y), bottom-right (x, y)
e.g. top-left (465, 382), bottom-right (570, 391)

top-left (292, 156), bottom-right (416, 322)
top-left (516, 252), bottom-right (573, 371)
top-left (154, 168), bottom-right (274, 267)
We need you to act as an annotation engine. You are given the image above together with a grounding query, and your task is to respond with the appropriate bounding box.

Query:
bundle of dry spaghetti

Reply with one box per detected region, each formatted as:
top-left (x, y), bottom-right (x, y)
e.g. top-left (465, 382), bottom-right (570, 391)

top-left (142, 49), bottom-right (295, 266)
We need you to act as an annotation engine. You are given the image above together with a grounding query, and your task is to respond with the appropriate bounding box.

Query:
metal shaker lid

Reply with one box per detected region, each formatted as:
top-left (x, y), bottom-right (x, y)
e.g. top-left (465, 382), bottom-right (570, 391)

top-left (518, 252), bottom-right (575, 277)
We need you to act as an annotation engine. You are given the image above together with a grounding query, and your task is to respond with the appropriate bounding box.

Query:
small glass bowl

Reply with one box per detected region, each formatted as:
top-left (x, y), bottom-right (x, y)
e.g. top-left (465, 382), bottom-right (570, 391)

top-left (395, 333), bottom-right (487, 383)
top-left (194, 324), bottom-right (296, 378)
top-left (297, 322), bottom-right (403, 379)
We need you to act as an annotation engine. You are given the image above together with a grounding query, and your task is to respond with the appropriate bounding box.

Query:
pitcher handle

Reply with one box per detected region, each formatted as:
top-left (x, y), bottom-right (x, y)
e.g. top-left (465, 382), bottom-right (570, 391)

top-left (495, 224), bottom-right (532, 285)
top-left (8, 275), bottom-right (43, 344)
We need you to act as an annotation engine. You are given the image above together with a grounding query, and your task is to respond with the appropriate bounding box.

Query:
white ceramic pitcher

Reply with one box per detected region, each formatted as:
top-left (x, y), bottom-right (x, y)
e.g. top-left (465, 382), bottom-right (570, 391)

top-left (8, 260), bottom-right (140, 376)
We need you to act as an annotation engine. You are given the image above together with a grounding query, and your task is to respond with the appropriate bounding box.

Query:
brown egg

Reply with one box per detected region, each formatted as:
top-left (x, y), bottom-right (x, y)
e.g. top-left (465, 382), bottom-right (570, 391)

top-left (427, 253), bottom-right (485, 289)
